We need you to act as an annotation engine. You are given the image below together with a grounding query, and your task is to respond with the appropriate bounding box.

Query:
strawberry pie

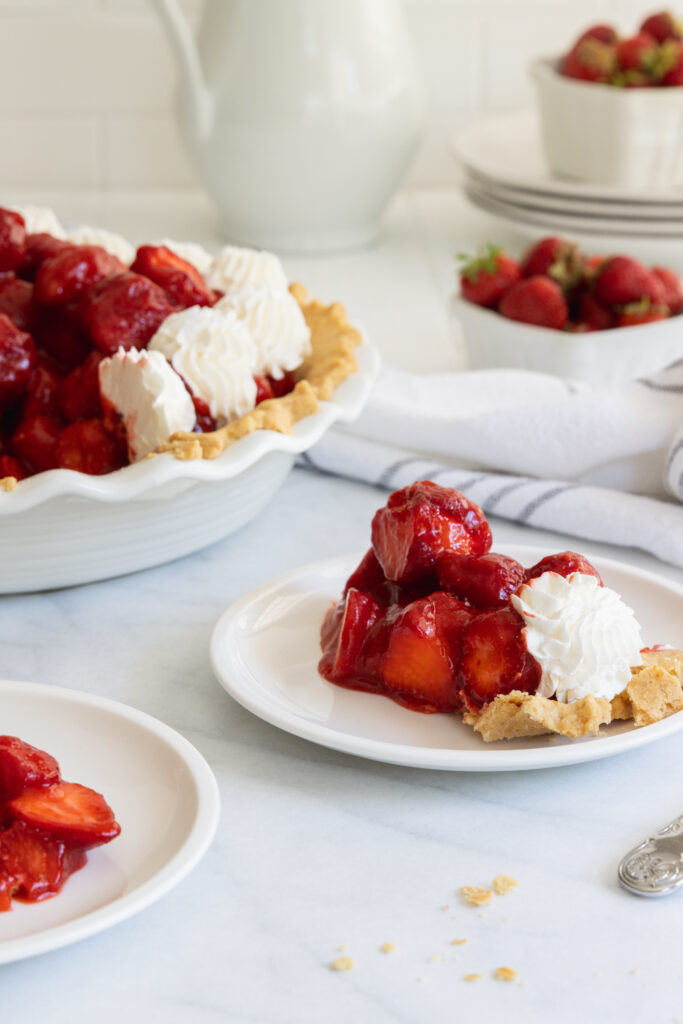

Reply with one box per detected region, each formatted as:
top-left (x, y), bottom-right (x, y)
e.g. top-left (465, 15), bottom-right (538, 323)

top-left (0, 735), bottom-right (120, 910)
top-left (319, 482), bottom-right (683, 741)
top-left (0, 205), bottom-right (361, 487)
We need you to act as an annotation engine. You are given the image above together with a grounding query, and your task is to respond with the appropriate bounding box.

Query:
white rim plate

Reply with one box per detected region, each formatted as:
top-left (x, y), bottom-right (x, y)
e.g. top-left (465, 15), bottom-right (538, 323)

top-left (0, 331), bottom-right (380, 514)
top-left (0, 681), bottom-right (219, 964)
top-left (211, 546), bottom-right (683, 772)
top-left (453, 110), bottom-right (683, 204)
top-left (465, 184), bottom-right (683, 239)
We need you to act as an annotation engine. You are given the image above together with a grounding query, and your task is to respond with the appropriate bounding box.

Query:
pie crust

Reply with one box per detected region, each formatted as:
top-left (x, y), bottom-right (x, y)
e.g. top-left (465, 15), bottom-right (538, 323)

top-left (158, 283), bottom-right (361, 461)
top-left (464, 648), bottom-right (683, 742)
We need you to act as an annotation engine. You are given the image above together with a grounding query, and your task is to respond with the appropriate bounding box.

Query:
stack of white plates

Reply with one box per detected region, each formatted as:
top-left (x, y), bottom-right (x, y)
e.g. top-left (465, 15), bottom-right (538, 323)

top-left (453, 110), bottom-right (683, 239)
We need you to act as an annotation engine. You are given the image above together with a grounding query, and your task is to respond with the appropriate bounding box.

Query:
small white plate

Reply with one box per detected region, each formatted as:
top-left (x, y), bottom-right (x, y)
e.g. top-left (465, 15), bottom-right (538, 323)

top-left (0, 682), bottom-right (219, 964)
top-left (211, 546), bottom-right (683, 772)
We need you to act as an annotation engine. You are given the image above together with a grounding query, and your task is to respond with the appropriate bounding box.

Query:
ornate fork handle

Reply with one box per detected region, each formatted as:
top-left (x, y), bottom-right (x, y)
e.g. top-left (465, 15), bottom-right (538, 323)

top-left (619, 814), bottom-right (683, 897)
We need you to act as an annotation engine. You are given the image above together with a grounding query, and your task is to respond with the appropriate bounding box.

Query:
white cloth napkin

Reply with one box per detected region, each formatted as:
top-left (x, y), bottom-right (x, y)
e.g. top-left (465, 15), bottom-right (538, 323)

top-left (299, 362), bottom-right (683, 568)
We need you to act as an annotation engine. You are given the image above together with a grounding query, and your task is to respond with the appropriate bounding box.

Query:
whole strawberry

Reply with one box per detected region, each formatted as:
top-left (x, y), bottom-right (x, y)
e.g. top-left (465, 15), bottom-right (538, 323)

top-left (659, 39), bottom-right (683, 83)
top-left (577, 290), bottom-right (616, 330)
top-left (459, 245), bottom-right (521, 309)
top-left (520, 235), bottom-right (583, 289)
top-left (577, 24), bottom-right (619, 46)
top-left (652, 266), bottom-right (683, 313)
top-left (562, 37), bottom-right (617, 82)
top-left (594, 255), bottom-right (666, 307)
top-left (498, 277), bottom-right (569, 330)
top-left (640, 10), bottom-right (683, 43)
top-left (615, 32), bottom-right (658, 73)
top-left (616, 299), bottom-right (669, 326)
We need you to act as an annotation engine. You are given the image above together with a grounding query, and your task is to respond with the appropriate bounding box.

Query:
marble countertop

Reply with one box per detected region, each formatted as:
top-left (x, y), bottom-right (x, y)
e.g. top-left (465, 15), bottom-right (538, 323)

top-left (2, 188), bottom-right (683, 1024)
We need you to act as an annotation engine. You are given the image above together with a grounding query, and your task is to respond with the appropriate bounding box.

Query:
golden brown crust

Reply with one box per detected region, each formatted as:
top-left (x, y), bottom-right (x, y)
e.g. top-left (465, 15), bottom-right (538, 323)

top-left (0, 477), bottom-right (18, 492)
top-left (160, 283), bottom-right (360, 461)
top-left (465, 650), bottom-right (683, 742)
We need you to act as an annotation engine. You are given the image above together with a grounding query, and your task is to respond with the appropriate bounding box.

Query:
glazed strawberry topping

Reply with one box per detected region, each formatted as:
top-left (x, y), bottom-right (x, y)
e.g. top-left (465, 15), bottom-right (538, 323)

top-left (0, 275), bottom-right (34, 332)
top-left (0, 736), bottom-right (120, 910)
top-left (0, 313), bottom-right (37, 413)
top-left (371, 481), bottom-right (492, 586)
top-left (79, 271), bottom-right (177, 355)
top-left (55, 419), bottom-right (127, 475)
top-left (35, 245), bottom-right (125, 305)
top-left (131, 245), bottom-right (214, 309)
top-left (319, 485), bottom-right (603, 716)
top-left (0, 209), bottom-right (26, 273)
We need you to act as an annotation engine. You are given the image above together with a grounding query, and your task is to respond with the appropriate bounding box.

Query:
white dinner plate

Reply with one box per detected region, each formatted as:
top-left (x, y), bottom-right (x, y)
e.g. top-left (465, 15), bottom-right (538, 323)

top-left (453, 110), bottom-right (683, 204)
top-left (465, 184), bottom-right (683, 239)
top-left (211, 546), bottom-right (683, 772)
top-left (0, 682), bottom-right (220, 964)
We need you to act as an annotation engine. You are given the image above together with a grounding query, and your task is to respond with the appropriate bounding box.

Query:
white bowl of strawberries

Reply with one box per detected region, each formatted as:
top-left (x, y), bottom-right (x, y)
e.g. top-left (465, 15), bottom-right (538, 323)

top-left (531, 11), bottom-right (683, 189)
top-left (454, 235), bottom-right (683, 383)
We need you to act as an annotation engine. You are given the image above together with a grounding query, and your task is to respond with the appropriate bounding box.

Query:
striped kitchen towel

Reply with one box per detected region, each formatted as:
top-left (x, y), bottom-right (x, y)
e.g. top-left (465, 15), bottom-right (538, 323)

top-left (299, 362), bottom-right (683, 568)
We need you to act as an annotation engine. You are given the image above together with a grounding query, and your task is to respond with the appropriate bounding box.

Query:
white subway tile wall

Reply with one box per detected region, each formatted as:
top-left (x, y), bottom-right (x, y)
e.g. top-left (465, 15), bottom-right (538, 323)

top-left (0, 0), bottom-right (664, 190)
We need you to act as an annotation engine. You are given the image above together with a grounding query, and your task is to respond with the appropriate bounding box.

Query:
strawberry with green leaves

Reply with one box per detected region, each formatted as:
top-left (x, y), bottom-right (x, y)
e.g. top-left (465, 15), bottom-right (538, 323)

top-left (458, 245), bottom-right (521, 309)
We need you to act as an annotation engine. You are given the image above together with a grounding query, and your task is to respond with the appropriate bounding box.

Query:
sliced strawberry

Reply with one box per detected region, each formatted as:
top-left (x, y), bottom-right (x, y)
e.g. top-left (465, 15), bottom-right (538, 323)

top-left (371, 481), bottom-right (492, 586)
top-left (131, 245), bottom-right (214, 309)
top-left (10, 413), bottom-right (62, 472)
top-left (460, 607), bottom-right (541, 711)
top-left (269, 372), bottom-right (296, 398)
top-left (9, 781), bottom-right (121, 850)
top-left (35, 245), bottom-right (124, 305)
top-left (437, 552), bottom-right (526, 609)
top-left (0, 275), bottom-right (33, 332)
top-left (254, 374), bottom-right (275, 404)
top-left (24, 360), bottom-right (63, 419)
top-left (0, 821), bottom-right (86, 903)
top-left (525, 550), bottom-right (603, 585)
top-left (55, 419), bottom-right (127, 475)
top-left (0, 454), bottom-right (30, 481)
top-left (327, 588), bottom-right (384, 680)
top-left (58, 351), bottom-right (103, 423)
top-left (380, 592), bottom-right (469, 712)
top-left (80, 271), bottom-right (177, 355)
top-left (0, 735), bottom-right (60, 802)
top-left (20, 233), bottom-right (70, 281)
top-left (0, 209), bottom-right (26, 273)
top-left (345, 549), bottom-right (387, 598)
top-left (0, 313), bottom-right (37, 413)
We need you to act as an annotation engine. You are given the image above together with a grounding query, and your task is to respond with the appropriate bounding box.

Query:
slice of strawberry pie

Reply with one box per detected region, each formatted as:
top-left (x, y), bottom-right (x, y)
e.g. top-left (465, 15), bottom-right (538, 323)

top-left (319, 482), bottom-right (683, 741)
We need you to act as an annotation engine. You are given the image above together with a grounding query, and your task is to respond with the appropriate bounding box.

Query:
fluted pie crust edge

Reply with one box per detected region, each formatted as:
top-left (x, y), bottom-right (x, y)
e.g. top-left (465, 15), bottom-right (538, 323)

top-left (158, 282), bottom-right (361, 461)
top-left (464, 649), bottom-right (683, 742)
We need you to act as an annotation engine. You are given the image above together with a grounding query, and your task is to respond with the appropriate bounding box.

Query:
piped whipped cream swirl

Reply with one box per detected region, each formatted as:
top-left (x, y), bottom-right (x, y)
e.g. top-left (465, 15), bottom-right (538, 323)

top-left (216, 285), bottom-right (310, 380)
top-left (511, 571), bottom-right (643, 703)
top-left (149, 306), bottom-right (258, 423)
top-left (207, 245), bottom-right (289, 294)
top-left (12, 205), bottom-right (66, 239)
top-left (99, 348), bottom-right (196, 461)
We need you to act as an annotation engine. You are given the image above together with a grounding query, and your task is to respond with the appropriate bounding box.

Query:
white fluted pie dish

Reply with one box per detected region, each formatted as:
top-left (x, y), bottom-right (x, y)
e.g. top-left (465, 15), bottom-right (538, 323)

top-left (0, 333), bottom-right (379, 593)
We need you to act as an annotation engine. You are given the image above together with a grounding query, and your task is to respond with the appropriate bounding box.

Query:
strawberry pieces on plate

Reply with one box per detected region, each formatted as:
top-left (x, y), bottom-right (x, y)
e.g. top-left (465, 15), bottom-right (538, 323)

top-left (319, 484), bottom-right (605, 719)
top-left (371, 480), bottom-right (492, 586)
top-left (0, 735), bottom-right (120, 910)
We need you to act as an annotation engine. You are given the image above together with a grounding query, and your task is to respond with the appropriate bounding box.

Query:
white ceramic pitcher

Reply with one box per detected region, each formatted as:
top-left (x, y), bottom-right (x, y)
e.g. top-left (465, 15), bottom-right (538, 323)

top-left (154, 0), bottom-right (423, 252)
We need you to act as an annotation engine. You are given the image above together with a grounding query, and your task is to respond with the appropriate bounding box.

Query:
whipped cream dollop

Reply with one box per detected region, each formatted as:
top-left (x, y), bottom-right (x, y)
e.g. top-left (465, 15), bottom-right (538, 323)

top-left (66, 225), bottom-right (135, 266)
top-left (148, 306), bottom-right (258, 423)
top-left (511, 571), bottom-right (643, 704)
top-left (207, 245), bottom-right (289, 294)
top-left (153, 238), bottom-right (213, 277)
top-left (13, 205), bottom-right (67, 239)
top-left (216, 285), bottom-right (310, 379)
top-left (98, 348), bottom-right (196, 461)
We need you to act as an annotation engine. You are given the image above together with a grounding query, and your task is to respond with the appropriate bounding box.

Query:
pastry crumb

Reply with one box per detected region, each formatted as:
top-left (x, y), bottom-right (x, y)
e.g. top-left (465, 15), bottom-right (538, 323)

top-left (464, 973), bottom-right (482, 983)
top-left (493, 874), bottom-right (519, 895)
top-left (629, 967), bottom-right (638, 975)
top-left (495, 967), bottom-right (517, 982)
top-left (427, 954), bottom-right (440, 964)
top-left (460, 885), bottom-right (493, 906)
top-left (380, 942), bottom-right (396, 954)
top-left (330, 956), bottom-right (354, 972)
top-left (440, 904), bottom-right (449, 911)
top-left (337, 943), bottom-right (347, 952)
top-left (451, 939), bottom-right (468, 946)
